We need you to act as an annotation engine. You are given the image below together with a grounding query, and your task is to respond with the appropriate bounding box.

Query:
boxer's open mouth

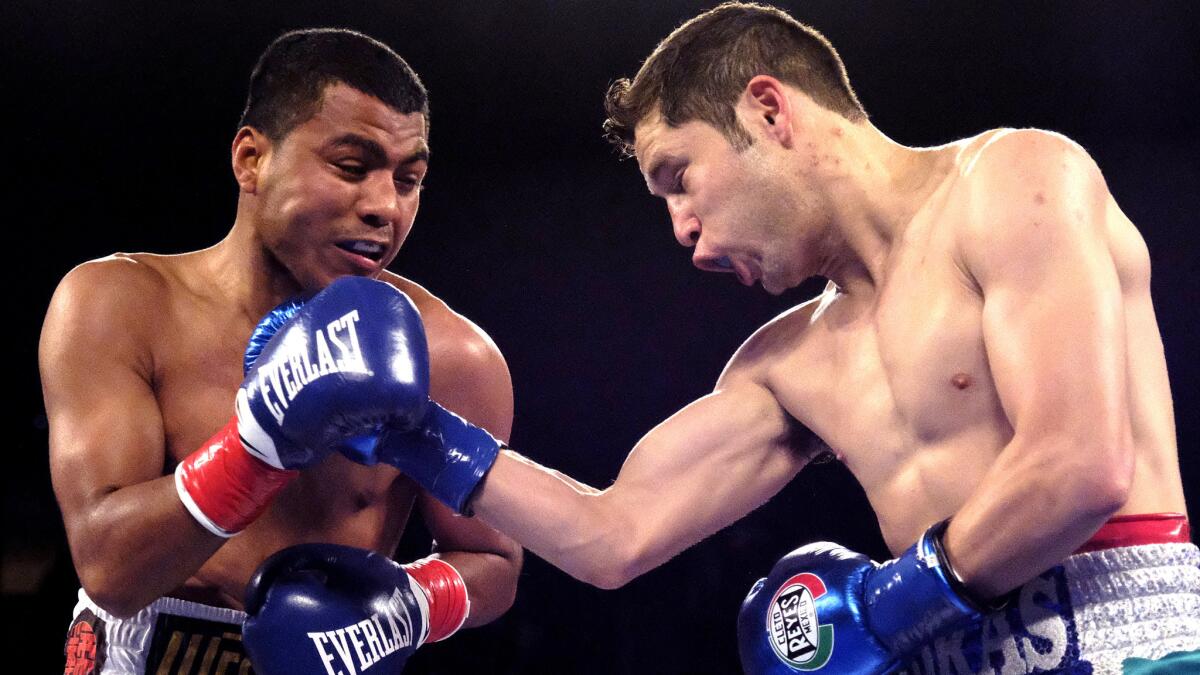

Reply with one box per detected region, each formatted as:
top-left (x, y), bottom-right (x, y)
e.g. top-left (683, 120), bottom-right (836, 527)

top-left (336, 240), bottom-right (387, 261)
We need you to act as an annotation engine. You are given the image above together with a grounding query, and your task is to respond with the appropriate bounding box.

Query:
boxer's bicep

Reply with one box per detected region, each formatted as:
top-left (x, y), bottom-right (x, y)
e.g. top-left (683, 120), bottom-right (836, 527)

top-left (41, 261), bottom-right (167, 547)
top-left (601, 381), bottom-right (807, 576)
top-left (945, 134), bottom-right (1135, 596)
top-left (965, 133), bottom-right (1131, 471)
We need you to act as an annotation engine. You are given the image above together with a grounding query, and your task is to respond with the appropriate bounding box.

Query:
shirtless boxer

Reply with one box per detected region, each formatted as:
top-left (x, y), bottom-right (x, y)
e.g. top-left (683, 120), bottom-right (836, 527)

top-left (40, 29), bottom-right (520, 673)
top-left (360, 3), bottom-right (1197, 673)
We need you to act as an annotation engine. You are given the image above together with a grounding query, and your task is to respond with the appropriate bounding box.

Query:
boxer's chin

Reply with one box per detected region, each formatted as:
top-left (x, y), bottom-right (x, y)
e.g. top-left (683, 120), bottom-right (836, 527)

top-left (760, 273), bottom-right (788, 296)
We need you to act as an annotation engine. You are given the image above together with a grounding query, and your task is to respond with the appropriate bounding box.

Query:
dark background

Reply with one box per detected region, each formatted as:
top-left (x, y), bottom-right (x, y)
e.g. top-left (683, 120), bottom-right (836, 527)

top-left (6, 1), bottom-right (1197, 673)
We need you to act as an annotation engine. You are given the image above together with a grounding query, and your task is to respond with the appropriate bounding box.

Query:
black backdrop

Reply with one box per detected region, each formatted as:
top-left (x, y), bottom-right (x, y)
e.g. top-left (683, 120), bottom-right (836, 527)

top-left (6, 2), bottom-right (1198, 673)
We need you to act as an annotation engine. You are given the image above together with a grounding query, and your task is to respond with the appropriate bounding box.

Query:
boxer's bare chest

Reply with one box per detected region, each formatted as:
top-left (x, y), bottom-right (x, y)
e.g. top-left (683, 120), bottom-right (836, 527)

top-left (767, 217), bottom-right (1014, 546)
top-left (142, 274), bottom-right (421, 597)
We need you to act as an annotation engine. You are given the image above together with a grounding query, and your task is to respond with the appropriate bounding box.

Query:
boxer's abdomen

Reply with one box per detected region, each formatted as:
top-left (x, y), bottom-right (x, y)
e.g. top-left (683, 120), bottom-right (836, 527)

top-left (176, 466), bottom-right (421, 611)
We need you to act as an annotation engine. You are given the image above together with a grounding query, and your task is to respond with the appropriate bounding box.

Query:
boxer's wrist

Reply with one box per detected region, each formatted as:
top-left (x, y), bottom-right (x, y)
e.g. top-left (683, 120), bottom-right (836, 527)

top-left (402, 556), bottom-right (469, 643)
top-left (175, 416), bottom-right (297, 537)
top-left (379, 402), bottom-right (502, 515)
top-left (864, 520), bottom-right (987, 656)
top-left (926, 518), bottom-right (1009, 612)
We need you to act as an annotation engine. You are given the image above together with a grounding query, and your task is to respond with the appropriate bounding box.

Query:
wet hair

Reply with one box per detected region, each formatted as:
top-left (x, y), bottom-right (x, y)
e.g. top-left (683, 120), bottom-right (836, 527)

top-left (603, 2), bottom-right (866, 156)
top-left (239, 28), bottom-right (429, 140)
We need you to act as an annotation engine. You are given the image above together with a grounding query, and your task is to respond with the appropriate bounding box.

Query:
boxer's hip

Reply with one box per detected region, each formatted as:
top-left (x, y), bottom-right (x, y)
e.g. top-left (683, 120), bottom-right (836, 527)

top-left (64, 589), bottom-right (251, 674)
top-left (899, 513), bottom-right (1199, 675)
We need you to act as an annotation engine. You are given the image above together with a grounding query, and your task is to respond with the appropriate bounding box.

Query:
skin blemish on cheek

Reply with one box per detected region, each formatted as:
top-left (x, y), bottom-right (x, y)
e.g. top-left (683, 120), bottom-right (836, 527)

top-left (951, 373), bottom-right (972, 390)
top-left (1034, 192), bottom-right (1046, 205)
top-left (832, 127), bottom-right (844, 137)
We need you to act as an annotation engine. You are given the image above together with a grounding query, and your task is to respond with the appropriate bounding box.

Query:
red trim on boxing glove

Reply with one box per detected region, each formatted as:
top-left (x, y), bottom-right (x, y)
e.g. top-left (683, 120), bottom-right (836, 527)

top-left (402, 557), bottom-right (470, 643)
top-left (174, 416), bottom-right (297, 537)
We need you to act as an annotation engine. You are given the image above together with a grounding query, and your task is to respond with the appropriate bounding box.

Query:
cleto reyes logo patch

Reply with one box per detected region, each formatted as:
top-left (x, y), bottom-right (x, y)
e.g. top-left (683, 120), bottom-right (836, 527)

top-left (767, 573), bottom-right (834, 671)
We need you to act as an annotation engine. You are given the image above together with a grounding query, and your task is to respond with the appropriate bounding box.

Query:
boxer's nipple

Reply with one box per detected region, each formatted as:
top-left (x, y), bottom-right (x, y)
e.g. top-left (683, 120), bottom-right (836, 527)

top-left (951, 373), bottom-right (972, 390)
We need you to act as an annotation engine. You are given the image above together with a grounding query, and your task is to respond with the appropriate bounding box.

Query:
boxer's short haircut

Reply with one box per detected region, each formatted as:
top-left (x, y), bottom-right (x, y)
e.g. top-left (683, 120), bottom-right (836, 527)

top-left (239, 28), bottom-right (429, 141)
top-left (603, 2), bottom-right (866, 156)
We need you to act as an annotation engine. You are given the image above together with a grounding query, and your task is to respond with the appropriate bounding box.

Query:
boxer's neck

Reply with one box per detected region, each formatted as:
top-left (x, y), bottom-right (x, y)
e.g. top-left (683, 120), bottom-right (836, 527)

top-left (800, 120), bottom-right (958, 300)
top-left (203, 216), bottom-right (304, 320)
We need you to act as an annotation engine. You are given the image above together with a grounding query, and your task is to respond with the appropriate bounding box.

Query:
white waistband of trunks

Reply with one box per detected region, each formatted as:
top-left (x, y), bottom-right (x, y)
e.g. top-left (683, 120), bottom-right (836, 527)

top-left (1068, 542), bottom-right (1200, 669)
top-left (901, 542), bottom-right (1200, 675)
top-left (72, 588), bottom-right (247, 675)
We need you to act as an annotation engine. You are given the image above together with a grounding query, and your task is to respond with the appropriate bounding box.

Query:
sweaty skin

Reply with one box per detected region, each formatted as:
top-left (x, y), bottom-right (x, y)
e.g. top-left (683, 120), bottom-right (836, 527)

top-left (41, 83), bottom-right (521, 619)
top-left (472, 78), bottom-right (1183, 599)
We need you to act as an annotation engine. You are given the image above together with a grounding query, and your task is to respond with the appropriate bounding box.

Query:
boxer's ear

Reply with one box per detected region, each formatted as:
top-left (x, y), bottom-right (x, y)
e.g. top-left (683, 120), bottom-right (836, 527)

top-left (742, 75), bottom-right (793, 148)
top-left (232, 127), bottom-right (269, 194)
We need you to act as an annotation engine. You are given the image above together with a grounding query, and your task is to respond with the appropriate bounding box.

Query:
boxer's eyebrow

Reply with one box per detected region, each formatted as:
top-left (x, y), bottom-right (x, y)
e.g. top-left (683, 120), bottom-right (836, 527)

top-left (327, 134), bottom-right (430, 166)
top-left (328, 133), bottom-right (388, 163)
top-left (401, 143), bottom-right (431, 165)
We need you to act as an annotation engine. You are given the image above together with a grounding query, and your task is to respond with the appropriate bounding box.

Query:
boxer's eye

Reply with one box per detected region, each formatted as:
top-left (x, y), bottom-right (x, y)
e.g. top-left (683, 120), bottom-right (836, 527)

top-left (394, 175), bottom-right (424, 193)
top-left (335, 161), bottom-right (367, 177)
top-left (671, 170), bottom-right (686, 194)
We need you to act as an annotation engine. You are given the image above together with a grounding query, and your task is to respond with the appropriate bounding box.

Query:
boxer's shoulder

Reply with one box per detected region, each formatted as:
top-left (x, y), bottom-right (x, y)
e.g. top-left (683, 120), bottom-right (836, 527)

top-left (56, 252), bottom-right (170, 296)
top-left (376, 272), bottom-right (504, 363)
top-left (721, 286), bottom-right (833, 385)
top-left (45, 253), bottom-right (171, 346)
top-left (376, 271), bottom-right (512, 435)
top-left (955, 127), bottom-right (1104, 203)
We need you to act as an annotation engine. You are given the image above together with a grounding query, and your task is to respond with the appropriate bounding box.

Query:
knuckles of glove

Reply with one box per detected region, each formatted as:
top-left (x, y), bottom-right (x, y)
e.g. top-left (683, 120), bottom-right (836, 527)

top-left (240, 277), bottom-right (432, 468)
top-left (738, 542), bottom-right (898, 675)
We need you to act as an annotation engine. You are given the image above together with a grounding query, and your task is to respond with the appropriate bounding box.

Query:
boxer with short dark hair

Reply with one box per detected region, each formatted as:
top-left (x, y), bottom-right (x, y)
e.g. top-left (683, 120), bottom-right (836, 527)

top-left (367, 3), bottom-right (1197, 672)
top-left (40, 27), bottom-right (520, 673)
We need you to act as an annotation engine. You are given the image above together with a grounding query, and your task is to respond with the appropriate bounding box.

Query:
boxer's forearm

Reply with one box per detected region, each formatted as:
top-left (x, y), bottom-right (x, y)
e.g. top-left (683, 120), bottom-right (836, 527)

top-left (473, 451), bottom-right (636, 589)
top-left (941, 435), bottom-right (1130, 599)
top-left (67, 474), bottom-right (226, 617)
top-left (435, 546), bottom-right (522, 627)
top-left (471, 390), bottom-right (805, 588)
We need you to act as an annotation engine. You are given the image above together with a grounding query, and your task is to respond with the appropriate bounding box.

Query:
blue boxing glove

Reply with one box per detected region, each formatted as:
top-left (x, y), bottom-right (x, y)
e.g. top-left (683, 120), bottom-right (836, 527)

top-left (364, 403), bottom-right (502, 515)
top-left (175, 277), bottom-right (432, 537)
top-left (246, 290), bottom-right (501, 515)
top-left (243, 544), bottom-right (470, 675)
top-left (738, 521), bottom-right (987, 674)
top-left (235, 276), bottom-right (431, 468)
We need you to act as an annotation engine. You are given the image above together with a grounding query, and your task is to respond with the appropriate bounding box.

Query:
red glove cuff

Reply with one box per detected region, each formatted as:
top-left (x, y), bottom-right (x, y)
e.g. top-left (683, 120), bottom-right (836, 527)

top-left (175, 416), bottom-right (297, 537)
top-left (402, 557), bottom-right (470, 643)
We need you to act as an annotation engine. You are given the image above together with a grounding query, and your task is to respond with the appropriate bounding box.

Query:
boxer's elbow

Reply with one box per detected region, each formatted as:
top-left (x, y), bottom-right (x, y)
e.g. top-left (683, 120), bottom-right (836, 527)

top-left (567, 499), bottom-right (653, 589)
top-left (482, 545), bottom-right (524, 620)
top-left (67, 518), bottom-right (161, 618)
top-left (78, 566), bottom-right (151, 619)
top-left (577, 561), bottom-right (636, 590)
top-left (576, 534), bottom-right (655, 590)
top-left (555, 540), bottom-right (632, 589)
top-left (1047, 435), bottom-right (1134, 518)
top-left (1076, 447), bottom-right (1133, 516)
